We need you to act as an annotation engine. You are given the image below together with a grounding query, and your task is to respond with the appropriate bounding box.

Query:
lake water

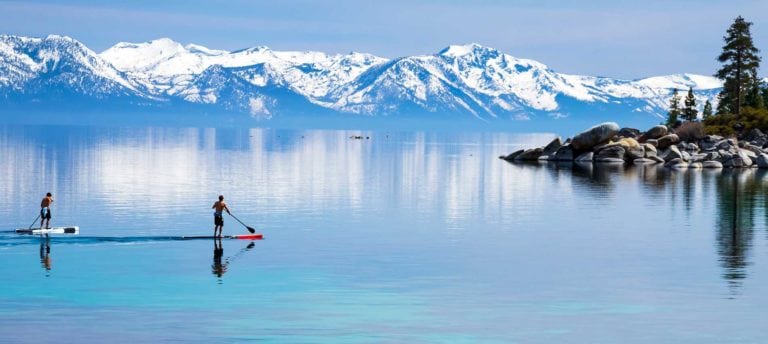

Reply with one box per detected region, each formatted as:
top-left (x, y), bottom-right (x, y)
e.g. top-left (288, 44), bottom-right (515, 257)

top-left (1, 124), bottom-right (768, 343)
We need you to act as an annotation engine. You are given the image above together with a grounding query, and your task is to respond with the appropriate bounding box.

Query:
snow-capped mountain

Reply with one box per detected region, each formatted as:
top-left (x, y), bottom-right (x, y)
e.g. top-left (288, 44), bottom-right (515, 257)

top-left (0, 34), bottom-right (724, 127)
top-left (0, 35), bottom-right (148, 104)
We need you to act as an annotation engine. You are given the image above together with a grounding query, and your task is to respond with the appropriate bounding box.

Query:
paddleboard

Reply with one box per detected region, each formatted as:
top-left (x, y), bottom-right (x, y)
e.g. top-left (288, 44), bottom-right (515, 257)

top-left (15, 226), bottom-right (80, 235)
top-left (182, 234), bottom-right (263, 240)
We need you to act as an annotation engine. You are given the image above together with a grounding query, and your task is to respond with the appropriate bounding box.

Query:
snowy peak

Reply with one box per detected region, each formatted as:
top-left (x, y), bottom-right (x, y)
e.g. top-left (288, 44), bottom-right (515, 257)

top-left (636, 73), bottom-right (723, 91)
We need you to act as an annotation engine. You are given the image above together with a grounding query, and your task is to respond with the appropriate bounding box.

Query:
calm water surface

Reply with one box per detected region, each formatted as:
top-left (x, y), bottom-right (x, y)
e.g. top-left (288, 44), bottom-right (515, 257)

top-left (1, 125), bottom-right (767, 343)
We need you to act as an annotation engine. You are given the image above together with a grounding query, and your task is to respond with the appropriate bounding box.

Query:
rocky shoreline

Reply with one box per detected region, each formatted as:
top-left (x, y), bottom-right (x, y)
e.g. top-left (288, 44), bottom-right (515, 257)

top-left (500, 122), bottom-right (768, 169)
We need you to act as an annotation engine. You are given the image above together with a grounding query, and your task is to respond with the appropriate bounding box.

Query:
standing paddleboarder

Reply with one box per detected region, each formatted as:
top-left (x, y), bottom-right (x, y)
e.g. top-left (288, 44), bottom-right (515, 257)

top-left (40, 192), bottom-right (53, 229)
top-left (212, 195), bottom-right (231, 238)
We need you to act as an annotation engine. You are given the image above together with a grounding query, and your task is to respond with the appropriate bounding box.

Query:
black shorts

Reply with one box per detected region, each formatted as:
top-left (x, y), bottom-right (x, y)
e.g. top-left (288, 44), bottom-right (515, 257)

top-left (40, 208), bottom-right (51, 220)
top-left (214, 214), bottom-right (223, 226)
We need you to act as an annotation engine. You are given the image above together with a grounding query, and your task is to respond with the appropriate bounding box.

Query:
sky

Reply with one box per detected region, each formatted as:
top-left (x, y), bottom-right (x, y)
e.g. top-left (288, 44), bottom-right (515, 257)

top-left (1, 0), bottom-right (767, 79)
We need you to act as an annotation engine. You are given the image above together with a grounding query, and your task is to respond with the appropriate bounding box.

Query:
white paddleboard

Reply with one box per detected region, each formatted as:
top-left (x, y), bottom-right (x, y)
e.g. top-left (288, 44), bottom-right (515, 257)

top-left (15, 226), bottom-right (79, 235)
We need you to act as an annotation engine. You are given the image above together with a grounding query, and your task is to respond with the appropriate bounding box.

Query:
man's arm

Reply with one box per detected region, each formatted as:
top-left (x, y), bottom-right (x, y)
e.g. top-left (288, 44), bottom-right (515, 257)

top-left (224, 203), bottom-right (231, 214)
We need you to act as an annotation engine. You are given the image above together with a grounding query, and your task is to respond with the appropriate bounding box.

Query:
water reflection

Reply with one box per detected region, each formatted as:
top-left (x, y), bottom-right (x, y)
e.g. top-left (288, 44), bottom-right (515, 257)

top-left (39, 234), bottom-right (51, 274)
top-left (508, 161), bottom-right (768, 293)
top-left (212, 238), bottom-right (226, 279)
top-left (211, 239), bottom-right (256, 283)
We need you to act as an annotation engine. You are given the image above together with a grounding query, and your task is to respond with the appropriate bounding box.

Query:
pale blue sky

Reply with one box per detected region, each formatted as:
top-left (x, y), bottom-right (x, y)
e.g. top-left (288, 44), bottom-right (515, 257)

top-left (1, 0), bottom-right (767, 79)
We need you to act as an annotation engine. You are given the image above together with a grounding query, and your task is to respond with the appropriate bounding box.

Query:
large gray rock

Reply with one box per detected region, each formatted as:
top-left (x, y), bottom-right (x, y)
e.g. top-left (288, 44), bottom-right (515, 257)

top-left (618, 127), bottom-right (641, 138)
top-left (688, 162), bottom-right (703, 169)
top-left (501, 149), bottom-right (524, 161)
top-left (641, 125), bottom-right (668, 141)
top-left (542, 137), bottom-right (563, 156)
top-left (514, 148), bottom-right (544, 161)
top-left (661, 145), bottom-right (683, 162)
top-left (702, 161), bottom-right (723, 168)
top-left (642, 143), bottom-right (657, 158)
top-left (656, 134), bottom-right (680, 150)
top-left (595, 145), bottom-right (626, 161)
top-left (649, 155), bottom-right (665, 164)
top-left (554, 144), bottom-right (574, 161)
top-left (738, 149), bottom-right (754, 167)
top-left (744, 128), bottom-right (768, 147)
top-left (757, 153), bottom-right (768, 168)
top-left (575, 151), bottom-right (594, 162)
top-left (571, 122), bottom-right (620, 150)
top-left (700, 135), bottom-right (725, 151)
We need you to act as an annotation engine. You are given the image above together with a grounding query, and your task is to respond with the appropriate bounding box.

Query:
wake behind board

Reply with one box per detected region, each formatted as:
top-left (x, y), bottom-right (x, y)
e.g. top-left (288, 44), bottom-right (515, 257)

top-left (182, 234), bottom-right (263, 240)
top-left (16, 226), bottom-right (80, 235)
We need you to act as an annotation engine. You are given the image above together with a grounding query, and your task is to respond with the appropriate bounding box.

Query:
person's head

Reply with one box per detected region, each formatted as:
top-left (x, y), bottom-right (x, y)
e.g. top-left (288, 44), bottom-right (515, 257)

top-left (46, 192), bottom-right (52, 197)
top-left (218, 195), bottom-right (224, 201)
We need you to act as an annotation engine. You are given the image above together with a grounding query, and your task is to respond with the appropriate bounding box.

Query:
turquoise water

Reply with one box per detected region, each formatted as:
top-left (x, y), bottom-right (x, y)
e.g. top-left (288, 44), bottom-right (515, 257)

top-left (1, 125), bottom-right (768, 342)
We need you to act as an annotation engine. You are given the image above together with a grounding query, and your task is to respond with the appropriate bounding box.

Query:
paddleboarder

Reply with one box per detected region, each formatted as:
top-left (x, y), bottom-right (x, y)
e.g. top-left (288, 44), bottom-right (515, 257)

top-left (212, 195), bottom-right (231, 238)
top-left (40, 192), bottom-right (53, 229)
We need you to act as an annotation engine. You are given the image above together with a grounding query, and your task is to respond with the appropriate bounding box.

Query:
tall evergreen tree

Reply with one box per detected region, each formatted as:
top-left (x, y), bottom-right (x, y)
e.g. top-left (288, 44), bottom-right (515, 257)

top-left (666, 89), bottom-right (682, 127)
top-left (703, 100), bottom-right (714, 120)
top-left (683, 87), bottom-right (698, 121)
top-left (745, 74), bottom-right (765, 109)
top-left (715, 16), bottom-right (761, 116)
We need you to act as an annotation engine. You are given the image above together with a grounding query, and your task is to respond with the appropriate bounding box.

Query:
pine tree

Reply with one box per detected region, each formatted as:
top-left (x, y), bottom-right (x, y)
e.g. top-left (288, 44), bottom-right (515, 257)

top-left (683, 87), bottom-right (698, 121)
top-left (703, 100), bottom-right (713, 120)
top-left (745, 74), bottom-right (765, 109)
top-left (715, 16), bottom-right (761, 116)
top-left (666, 89), bottom-right (682, 127)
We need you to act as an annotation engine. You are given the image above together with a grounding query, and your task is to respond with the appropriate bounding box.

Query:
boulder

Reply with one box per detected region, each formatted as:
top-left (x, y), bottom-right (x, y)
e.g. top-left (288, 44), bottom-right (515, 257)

top-left (633, 158), bottom-right (657, 165)
top-left (757, 153), bottom-right (768, 168)
top-left (665, 158), bottom-right (688, 169)
top-left (742, 144), bottom-right (763, 155)
top-left (700, 135), bottom-right (724, 151)
top-left (575, 151), bottom-right (594, 162)
top-left (661, 145), bottom-right (683, 162)
top-left (514, 148), bottom-right (544, 161)
top-left (640, 125), bottom-right (668, 142)
top-left (724, 155), bottom-right (749, 168)
top-left (501, 149), bottom-right (524, 161)
top-left (702, 161), bottom-right (723, 168)
top-left (595, 157), bottom-right (625, 164)
top-left (553, 144), bottom-right (574, 161)
top-left (656, 134), bottom-right (680, 150)
top-left (571, 122), bottom-right (620, 150)
top-left (542, 137), bottom-right (563, 156)
top-left (642, 143), bottom-right (658, 158)
top-left (744, 128), bottom-right (767, 146)
top-left (618, 127), bottom-right (641, 138)
top-left (691, 153), bottom-right (708, 162)
top-left (649, 155), bottom-right (665, 164)
top-left (738, 149), bottom-right (754, 167)
top-left (645, 139), bottom-right (659, 147)
top-left (688, 162), bottom-right (703, 169)
top-left (595, 145), bottom-right (626, 161)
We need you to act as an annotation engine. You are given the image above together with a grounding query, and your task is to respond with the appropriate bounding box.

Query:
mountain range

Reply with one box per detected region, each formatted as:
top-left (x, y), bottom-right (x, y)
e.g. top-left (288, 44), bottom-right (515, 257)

top-left (0, 34), bottom-right (724, 128)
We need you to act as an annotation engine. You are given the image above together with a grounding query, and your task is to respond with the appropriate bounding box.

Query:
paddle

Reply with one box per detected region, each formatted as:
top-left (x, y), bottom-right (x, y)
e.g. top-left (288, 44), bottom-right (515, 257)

top-left (28, 214), bottom-right (41, 230)
top-left (228, 213), bottom-right (256, 234)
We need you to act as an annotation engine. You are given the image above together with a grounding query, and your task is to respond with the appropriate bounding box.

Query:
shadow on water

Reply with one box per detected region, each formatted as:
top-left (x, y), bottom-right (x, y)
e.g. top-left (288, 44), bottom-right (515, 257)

top-left (504, 161), bottom-right (768, 293)
top-left (212, 238), bottom-right (256, 284)
top-left (39, 234), bottom-right (51, 275)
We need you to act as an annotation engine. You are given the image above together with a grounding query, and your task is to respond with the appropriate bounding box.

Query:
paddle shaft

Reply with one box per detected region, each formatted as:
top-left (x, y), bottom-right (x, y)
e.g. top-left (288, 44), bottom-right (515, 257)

top-left (28, 214), bottom-right (41, 229)
top-left (228, 213), bottom-right (256, 233)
